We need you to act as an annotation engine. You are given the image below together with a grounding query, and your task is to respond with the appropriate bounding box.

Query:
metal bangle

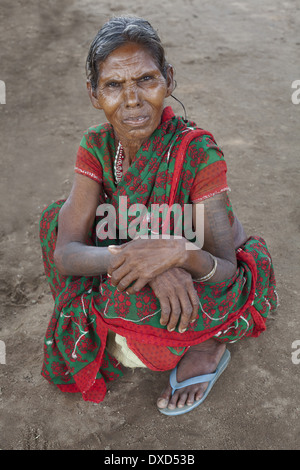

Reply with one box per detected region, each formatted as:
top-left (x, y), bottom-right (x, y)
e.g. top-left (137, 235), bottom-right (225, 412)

top-left (193, 254), bottom-right (218, 283)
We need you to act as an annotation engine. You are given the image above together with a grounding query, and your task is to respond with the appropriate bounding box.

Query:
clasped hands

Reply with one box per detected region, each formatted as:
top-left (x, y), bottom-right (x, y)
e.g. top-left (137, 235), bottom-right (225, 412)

top-left (107, 237), bottom-right (199, 333)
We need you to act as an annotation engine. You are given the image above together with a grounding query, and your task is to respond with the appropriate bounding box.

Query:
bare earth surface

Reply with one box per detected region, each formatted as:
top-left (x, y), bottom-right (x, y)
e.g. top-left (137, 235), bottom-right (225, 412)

top-left (0, 0), bottom-right (299, 450)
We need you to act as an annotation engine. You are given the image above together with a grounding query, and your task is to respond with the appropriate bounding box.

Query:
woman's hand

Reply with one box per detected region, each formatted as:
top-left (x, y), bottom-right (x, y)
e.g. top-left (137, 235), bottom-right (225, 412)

top-left (107, 237), bottom-right (187, 294)
top-left (149, 267), bottom-right (199, 333)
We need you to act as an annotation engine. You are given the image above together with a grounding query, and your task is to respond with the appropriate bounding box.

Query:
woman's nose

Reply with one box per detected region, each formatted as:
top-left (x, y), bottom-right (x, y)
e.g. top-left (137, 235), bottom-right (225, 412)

top-left (123, 84), bottom-right (141, 107)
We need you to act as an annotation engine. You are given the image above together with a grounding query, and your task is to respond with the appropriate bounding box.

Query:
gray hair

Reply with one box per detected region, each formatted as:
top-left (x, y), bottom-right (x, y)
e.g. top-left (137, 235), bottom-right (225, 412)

top-left (86, 16), bottom-right (169, 91)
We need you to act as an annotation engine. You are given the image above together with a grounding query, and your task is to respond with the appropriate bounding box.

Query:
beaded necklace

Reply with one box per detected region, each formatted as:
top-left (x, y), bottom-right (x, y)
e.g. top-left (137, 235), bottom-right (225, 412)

top-left (114, 141), bottom-right (125, 184)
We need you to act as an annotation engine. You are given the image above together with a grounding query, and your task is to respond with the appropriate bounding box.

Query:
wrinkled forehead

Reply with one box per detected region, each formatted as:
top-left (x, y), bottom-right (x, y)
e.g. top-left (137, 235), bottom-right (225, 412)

top-left (98, 43), bottom-right (161, 79)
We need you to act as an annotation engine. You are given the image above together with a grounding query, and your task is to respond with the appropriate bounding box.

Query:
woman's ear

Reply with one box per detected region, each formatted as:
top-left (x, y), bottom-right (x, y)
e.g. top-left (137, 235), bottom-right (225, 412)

top-left (86, 80), bottom-right (102, 110)
top-left (165, 65), bottom-right (175, 98)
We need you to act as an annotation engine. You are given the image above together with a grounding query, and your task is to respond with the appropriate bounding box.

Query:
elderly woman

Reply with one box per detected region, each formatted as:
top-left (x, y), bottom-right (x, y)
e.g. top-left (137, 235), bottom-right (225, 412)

top-left (40, 16), bottom-right (277, 415)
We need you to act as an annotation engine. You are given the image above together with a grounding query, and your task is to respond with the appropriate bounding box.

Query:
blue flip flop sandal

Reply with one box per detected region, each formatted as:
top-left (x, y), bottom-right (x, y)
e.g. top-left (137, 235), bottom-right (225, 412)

top-left (158, 348), bottom-right (231, 416)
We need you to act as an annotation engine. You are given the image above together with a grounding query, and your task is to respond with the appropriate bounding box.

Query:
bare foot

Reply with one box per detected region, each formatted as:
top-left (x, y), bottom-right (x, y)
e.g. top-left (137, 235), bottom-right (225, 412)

top-left (157, 338), bottom-right (226, 410)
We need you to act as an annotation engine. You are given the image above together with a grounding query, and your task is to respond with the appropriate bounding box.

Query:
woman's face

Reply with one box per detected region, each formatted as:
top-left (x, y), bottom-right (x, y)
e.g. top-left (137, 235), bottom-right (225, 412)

top-left (88, 42), bottom-right (174, 146)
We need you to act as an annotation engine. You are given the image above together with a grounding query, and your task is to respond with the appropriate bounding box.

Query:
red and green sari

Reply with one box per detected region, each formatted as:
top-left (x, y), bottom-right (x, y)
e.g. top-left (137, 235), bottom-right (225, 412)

top-left (40, 107), bottom-right (278, 403)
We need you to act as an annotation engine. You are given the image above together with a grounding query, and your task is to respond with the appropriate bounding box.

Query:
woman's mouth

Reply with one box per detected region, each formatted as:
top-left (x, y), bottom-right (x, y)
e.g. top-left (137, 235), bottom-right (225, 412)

top-left (123, 115), bottom-right (149, 127)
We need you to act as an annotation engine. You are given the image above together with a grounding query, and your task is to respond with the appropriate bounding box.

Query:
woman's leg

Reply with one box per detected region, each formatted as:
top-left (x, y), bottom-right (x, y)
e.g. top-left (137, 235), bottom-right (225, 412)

top-left (40, 201), bottom-right (123, 403)
top-left (157, 338), bottom-right (226, 410)
top-left (157, 236), bottom-right (278, 410)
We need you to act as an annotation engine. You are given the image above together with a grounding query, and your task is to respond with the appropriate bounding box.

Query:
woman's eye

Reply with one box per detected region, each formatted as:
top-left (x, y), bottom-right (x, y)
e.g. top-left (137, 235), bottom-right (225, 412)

top-left (106, 81), bottom-right (120, 88)
top-left (139, 75), bottom-right (153, 83)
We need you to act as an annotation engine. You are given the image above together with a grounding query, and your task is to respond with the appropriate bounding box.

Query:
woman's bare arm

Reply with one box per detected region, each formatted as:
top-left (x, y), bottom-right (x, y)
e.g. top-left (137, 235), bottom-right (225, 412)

top-left (182, 192), bottom-right (238, 283)
top-left (107, 192), bottom-right (239, 332)
top-left (108, 192), bottom-right (239, 290)
top-left (54, 174), bottom-right (112, 276)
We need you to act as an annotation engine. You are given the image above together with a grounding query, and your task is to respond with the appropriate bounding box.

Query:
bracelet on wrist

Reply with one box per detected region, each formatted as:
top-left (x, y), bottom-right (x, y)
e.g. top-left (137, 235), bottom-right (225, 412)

top-left (193, 254), bottom-right (218, 283)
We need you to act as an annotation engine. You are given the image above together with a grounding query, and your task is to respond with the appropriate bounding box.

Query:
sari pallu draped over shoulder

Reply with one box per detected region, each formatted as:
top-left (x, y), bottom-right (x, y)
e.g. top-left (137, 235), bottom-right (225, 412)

top-left (40, 108), bottom-right (278, 403)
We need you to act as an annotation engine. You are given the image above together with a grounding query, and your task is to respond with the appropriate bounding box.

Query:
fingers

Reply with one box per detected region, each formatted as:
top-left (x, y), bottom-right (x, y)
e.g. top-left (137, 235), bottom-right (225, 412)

top-left (187, 286), bottom-right (200, 323)
top-left (157, 284), bottom-right (199, 333)
top-left (108, 261), bottom-right (200, 332)
top-left (108, 256), bottom-right (148, 293)
top-left (107, 246), bottom-right (125, 277)
top-left (176, 299), bottom-right (194, 333)
top-left (159, 296), bottom-right (172, 327)
top-left (109, 263), bottom-right (132, 291)
top-left (107, 243), bottom-right (148, 289)
top-left (167, 278), bottom-right (199, 332)
top-left (168, 294), bottom-right (188, 333)
top-left (126, 277), bottom-right (148, 295)
top-left (159, 289), bottom-right (198, 333)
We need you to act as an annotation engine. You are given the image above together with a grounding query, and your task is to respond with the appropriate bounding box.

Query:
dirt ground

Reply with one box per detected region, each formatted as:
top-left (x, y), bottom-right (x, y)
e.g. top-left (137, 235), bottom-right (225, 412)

top-left (0, 0), bottom-right (299, 451)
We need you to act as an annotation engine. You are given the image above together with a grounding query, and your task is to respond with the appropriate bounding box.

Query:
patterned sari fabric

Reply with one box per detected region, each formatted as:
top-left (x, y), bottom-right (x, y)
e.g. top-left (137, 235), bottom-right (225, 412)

top-left (40, 108), bottom-right (278, 403)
